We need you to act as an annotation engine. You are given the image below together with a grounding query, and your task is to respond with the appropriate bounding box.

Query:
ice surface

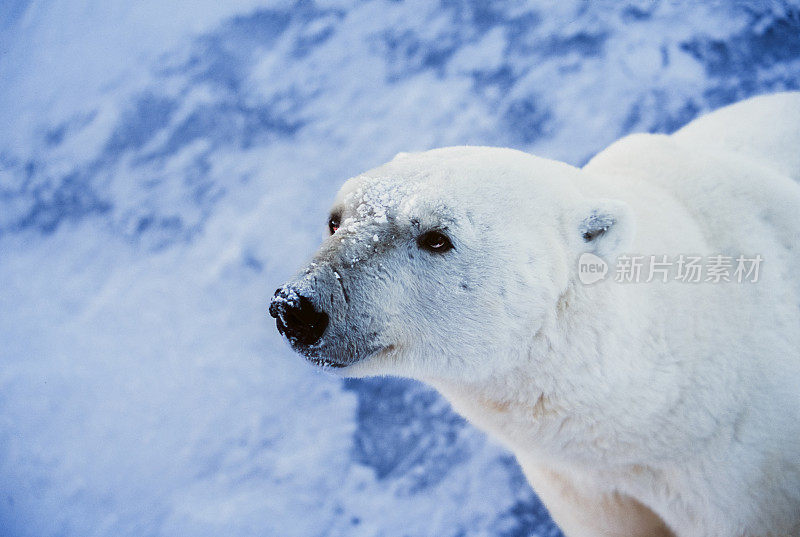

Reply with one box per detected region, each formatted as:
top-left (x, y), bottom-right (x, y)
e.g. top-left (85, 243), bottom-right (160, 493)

top-left (1, 1), bottom-right (799, 536)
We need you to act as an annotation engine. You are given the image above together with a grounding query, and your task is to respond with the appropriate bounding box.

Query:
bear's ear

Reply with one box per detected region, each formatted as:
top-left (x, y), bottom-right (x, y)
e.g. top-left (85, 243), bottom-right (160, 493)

top-left (572, 198), bottom-right (635, 260)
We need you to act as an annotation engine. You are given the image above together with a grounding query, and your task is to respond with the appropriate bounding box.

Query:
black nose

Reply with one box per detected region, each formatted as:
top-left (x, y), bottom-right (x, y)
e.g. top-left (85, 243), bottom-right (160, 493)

top-left (269, 287), bottom-right (329, 347)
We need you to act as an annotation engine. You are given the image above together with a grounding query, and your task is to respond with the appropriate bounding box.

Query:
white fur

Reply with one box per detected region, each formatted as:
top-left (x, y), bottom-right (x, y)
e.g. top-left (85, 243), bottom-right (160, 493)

top-left (295, 93), bottom-right (800, 536)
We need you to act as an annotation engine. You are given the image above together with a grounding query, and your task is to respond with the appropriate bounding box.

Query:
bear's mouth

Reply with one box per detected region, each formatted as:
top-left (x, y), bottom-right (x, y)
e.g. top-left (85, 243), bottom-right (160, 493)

top-left (307, 356), bottom-right (348, 368)
top-left (304, 344), bottom-right (395, 370)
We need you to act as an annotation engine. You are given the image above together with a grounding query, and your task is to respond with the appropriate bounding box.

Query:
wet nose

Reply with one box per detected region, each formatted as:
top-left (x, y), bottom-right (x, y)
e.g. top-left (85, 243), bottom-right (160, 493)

top-left (269, 287), bottom-right (329, 347)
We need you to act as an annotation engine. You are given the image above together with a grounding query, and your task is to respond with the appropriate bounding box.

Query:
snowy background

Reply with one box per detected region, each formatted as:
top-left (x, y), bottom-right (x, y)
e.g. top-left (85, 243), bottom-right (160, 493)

top-left (1, 1), bottom-right (799, 535)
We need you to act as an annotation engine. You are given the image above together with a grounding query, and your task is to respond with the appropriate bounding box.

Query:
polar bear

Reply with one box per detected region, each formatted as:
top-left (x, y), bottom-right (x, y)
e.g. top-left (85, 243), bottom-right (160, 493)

top-left (269, 92), bottom-right (800, 537)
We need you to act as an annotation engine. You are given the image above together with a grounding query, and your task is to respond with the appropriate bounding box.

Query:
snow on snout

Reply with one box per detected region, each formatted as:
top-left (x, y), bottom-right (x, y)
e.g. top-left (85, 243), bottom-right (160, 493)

top-left (269, 285), bottom-right (300, 326)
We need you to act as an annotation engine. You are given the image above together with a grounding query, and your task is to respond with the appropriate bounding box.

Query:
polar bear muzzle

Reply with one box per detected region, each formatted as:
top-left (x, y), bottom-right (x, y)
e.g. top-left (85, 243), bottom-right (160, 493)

top-left (269, 257), bottom-right (386, 369)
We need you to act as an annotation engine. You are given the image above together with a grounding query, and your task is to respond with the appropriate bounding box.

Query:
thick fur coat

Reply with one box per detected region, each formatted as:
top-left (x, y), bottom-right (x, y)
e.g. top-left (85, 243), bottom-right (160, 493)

top-left (271, 93), bottom-right (800, 536)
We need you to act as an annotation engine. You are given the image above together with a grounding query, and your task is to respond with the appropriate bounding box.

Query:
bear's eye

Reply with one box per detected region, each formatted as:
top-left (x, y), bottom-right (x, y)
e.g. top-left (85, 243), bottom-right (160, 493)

top-left (328, 214), bottom-right (340, 235)
top-left (418, 230), bottom-right (453, 253)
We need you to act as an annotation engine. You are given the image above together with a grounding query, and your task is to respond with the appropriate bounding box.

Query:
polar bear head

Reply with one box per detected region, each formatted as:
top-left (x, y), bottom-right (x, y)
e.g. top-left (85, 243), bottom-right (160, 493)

top-left (270, 147), bottom-right (634, 382)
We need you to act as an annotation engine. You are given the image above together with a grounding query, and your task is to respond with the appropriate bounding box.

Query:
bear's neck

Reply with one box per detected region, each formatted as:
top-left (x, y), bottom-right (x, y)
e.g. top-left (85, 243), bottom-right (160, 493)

top-left (429, 280), bottom-right (679, 465)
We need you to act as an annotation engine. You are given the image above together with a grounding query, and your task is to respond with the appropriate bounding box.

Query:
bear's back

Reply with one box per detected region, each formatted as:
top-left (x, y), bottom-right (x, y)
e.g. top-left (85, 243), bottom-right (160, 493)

top-left (672, 92), bottom-right (800, 183)
top-left (583, 94), bottom-right (800, 271)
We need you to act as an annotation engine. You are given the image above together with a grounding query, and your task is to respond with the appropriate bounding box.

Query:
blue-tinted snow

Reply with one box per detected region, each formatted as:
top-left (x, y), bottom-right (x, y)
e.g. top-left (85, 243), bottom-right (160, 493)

top-left (1, 1), bottom-right (799, 536)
